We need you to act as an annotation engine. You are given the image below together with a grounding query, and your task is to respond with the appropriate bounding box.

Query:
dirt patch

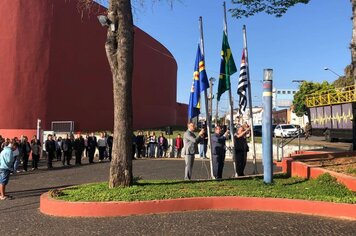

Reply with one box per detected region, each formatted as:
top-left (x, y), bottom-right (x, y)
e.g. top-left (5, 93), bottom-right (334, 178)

top-left (301, 157), bottom-right (356, 177)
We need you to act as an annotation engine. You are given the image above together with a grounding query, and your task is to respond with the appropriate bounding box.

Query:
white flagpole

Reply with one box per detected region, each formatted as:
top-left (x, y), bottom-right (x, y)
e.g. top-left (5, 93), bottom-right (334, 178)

top-left (223, 1), bottom-right (238, 177)
top-left (199, 16), bottom-right (214, 179)
top-left (243, 25), bottom-right (258, 174)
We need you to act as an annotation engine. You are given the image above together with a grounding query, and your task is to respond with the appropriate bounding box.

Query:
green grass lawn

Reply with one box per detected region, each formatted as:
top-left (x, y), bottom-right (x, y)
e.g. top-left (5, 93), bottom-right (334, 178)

top-left (55, 174), bottom-right (356, 204)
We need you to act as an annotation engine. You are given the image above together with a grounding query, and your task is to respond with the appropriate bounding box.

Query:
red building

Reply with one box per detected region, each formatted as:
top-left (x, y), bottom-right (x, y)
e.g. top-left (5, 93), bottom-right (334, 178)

top-left (0, 0), bottom-right (187, 138)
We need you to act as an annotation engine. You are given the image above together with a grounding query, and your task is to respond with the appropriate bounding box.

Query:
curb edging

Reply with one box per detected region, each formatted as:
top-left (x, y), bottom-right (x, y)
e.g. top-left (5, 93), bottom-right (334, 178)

top-left (40, 193), bottom-right (356, 220)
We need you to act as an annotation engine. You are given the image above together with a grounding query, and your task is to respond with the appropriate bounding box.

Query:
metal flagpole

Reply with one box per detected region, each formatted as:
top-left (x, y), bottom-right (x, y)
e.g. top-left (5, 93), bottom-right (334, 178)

top-left (243, 25), bottom-right (258, 174)
top-left (199, 16), bottom-right (214, 179)
top-left (223, 1), bottom-right (237, 176)
top-left (215, 93), bottom-right (219, 124)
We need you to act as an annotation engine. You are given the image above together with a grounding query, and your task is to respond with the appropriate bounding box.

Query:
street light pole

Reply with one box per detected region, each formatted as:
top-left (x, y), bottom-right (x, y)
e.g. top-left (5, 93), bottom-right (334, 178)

top-left (324, 67), bottom-right (341, 77)
top-left (291, 80), bottom-right (306, 83)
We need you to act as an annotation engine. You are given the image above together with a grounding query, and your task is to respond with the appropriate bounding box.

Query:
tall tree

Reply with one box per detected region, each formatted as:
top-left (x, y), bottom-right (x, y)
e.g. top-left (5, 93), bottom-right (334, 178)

top-left (230, 0), bottom-right (356, 83)
top-left (292, 81), bottom-right (334, 117)
top-left (81, 0), bottom-right (173, 188)
top-left (106, 0), bottom-right (134, 188)
top-left (81, 0), bottom-right (134, 187)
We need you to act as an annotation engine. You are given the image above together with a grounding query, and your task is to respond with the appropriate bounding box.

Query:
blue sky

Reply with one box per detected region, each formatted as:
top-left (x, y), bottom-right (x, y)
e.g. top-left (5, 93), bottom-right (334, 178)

top-left (100, 0), bottom-right (351, 114)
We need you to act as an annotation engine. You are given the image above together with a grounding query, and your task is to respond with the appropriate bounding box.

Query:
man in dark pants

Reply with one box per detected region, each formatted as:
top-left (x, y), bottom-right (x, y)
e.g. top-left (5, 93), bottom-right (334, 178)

top-left (107, 135), bottom-right (113, 161)
top-left (73, 133), bottom-right (85, 165)
top-left (234, 124), bottom-right (250, 176)
top-left (45, 134), bottom-right (56, 169)
top-left (211, 126), bottom-right (229, 179)
top-left (20, 136), bottom-right (31, 172)
top-left (87, 132), bottom-right (97, 163)
top-left (135, 131), bottom-right (144, 158)
top-left (61, 134), bottom-right (73, 166)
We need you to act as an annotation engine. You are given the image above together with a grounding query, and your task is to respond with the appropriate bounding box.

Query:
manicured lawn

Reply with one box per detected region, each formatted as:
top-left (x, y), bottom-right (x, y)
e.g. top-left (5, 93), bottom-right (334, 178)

top-left (55, 174), bottom-right (356, 204)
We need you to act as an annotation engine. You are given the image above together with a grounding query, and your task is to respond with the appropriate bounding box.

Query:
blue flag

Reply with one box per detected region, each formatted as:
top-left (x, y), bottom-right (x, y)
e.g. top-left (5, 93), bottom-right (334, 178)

top-left (188, 45), bottom-right (210, 120)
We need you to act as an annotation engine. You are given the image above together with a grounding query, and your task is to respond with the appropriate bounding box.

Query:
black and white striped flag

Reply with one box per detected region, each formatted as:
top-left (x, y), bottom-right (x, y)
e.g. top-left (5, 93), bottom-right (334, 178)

top-left (237, 51), bottom-right (248, 115)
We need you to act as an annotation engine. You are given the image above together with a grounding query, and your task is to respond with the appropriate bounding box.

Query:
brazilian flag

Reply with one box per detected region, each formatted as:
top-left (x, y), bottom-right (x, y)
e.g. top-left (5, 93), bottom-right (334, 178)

top-left (217, 31), bottom-right (237, 101)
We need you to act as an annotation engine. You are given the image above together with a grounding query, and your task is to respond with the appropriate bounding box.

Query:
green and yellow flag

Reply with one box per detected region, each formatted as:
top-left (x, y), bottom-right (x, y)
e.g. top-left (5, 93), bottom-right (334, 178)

top-left (217, 31), bottom-right (237, 101)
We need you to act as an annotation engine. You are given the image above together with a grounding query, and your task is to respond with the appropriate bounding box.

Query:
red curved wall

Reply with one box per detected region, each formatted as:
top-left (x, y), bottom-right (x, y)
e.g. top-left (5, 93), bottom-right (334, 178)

top-left (0, 0), bottom-right (187, 138)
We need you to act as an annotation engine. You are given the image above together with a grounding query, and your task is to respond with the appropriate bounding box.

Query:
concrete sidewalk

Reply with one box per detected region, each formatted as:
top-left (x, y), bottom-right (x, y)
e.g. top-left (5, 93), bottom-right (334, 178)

top-left (0, 157), bottom-right (355, 235)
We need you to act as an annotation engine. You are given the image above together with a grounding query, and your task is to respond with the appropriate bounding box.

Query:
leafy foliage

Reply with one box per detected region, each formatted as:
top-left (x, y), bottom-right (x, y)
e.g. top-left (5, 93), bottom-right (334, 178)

top-left (229, 0), bottom-right (311, 18)
top-left (333, 76), bottom-right (354, 88)
top-left (292, 81), bottom-right (334, 117)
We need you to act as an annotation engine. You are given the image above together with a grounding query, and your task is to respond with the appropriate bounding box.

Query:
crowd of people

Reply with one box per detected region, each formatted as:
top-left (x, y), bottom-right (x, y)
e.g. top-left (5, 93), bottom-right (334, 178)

top-left (133, 131), bottom-right (184, 159)
top-left (0, 132), bottom-right (115, 171)
top-left (0, 125), bottom-right (249, 199)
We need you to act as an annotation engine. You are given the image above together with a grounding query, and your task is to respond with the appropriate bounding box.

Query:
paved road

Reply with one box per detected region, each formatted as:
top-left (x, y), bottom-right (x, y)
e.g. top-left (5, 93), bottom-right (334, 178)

top-left (0, 157), bottom-right (355, 235)
top-left (285, 135), bottom-right (353, 151)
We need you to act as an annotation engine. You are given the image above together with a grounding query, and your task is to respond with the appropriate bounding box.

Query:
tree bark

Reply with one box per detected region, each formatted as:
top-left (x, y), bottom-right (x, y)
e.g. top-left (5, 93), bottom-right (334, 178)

top-left (107, 0), bottom-right (134, 188)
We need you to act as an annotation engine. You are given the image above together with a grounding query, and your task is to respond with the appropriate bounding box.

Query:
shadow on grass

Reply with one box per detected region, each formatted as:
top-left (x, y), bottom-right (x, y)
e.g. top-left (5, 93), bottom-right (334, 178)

top-left (7, 185), bottom-right (73, 199)
top-left (133, 173), bottom-right (293, 187)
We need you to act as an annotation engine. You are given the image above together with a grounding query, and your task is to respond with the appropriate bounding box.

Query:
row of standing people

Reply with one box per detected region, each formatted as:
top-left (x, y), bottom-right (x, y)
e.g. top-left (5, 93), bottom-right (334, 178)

top-left (133, 132), bottom-right (184, 158)
top-left (183, 122), bottom-right (250, 180)
top-left (45, 132), bottom-right (114, 169)
top-left (0, 135), bottom-right (41, 172)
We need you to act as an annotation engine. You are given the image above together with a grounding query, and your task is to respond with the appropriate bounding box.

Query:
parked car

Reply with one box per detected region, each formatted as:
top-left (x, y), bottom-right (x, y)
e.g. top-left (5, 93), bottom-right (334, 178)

top-left (252, 124), bottom-right (277, 137)
top-left (274, 124), bottom-right (298, 138)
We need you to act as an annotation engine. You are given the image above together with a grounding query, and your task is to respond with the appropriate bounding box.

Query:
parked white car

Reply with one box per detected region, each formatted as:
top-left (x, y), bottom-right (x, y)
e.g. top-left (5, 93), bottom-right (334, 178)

top-left (274, 124), bottom-right (298, 138)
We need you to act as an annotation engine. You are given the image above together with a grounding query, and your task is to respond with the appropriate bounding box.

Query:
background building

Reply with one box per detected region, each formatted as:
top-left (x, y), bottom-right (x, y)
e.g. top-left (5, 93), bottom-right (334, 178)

top-left (273, 88), bottom-right (298, 111)
top-left (0, 0), bottom-right (187, 138)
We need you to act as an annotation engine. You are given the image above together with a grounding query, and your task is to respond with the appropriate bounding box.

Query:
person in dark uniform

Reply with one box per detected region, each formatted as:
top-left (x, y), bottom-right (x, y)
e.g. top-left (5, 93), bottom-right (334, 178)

top-left (73, 133), bottom-right (85, 165)
top-left (135, 131), bottom-right (144, 158)
top-left (87, 132), bottom-right (97, 163)
top-left (107, 134), bottom-right (113, 161)
top-left (211, 125), bottom-right (229, 179)
top-left (233, 123), bottom-right (250, 176)
top-left (45, 134), bottom-right (56, 169)
top-left (61, 134), bottom-right (73, 166)
top-left (20, 136), bottom-right (31, 172)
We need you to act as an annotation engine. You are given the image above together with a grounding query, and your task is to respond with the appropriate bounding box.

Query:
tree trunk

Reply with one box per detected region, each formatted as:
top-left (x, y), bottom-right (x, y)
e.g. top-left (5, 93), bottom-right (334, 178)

top-left (351, 0), bottom-right (356, 80)
top-left (106, 0), bottom-right (134, 188)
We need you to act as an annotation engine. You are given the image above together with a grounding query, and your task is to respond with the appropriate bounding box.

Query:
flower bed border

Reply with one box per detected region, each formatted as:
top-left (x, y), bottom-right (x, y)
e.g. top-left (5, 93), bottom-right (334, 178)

top-left (281, 151), bottom-right (356, 191)
top-left (40, 193), bottom-right (356, 219)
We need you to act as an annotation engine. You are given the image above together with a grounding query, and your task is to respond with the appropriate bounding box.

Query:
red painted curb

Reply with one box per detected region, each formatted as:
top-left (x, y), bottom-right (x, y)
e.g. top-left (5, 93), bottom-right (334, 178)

top-left (281, 151), bottom-right (356, 192)
top-left (40, 193), bottom-right (356, 220)
top-left (286, 160), bottom-right (356, 191)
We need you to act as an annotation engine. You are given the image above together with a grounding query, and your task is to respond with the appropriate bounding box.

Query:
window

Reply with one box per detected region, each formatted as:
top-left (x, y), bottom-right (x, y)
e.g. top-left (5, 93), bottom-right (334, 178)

top-left (282, 91), bottom-right (286, 94)
top-left (287, 91), bottom-right (291, 94)
top-left (277, 91), bottom-right (281, 94)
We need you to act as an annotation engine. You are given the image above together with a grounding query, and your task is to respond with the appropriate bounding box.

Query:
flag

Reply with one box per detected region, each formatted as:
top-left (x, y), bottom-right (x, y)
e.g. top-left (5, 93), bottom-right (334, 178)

top-left (188, 45), bottom-right (210, 120)
top-left (217, 31), bottom-right (237, 101)
top-left (238, 50), bottom-right (248, 115)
